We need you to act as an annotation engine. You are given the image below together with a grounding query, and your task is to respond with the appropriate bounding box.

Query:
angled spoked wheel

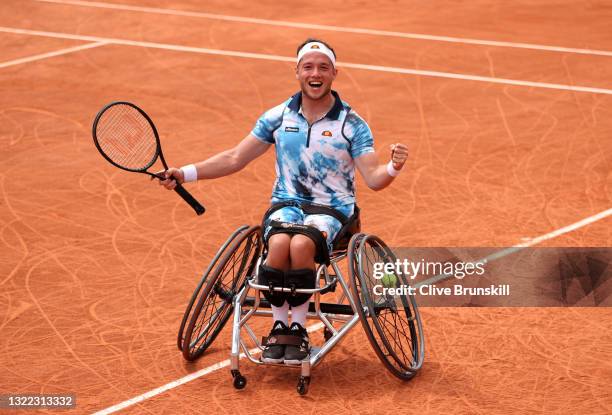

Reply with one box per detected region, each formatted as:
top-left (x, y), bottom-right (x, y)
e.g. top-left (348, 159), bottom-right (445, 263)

top-left (349, 233), bottom-right (424, 379)
top-left (181, 225), bottom-right (262, 361)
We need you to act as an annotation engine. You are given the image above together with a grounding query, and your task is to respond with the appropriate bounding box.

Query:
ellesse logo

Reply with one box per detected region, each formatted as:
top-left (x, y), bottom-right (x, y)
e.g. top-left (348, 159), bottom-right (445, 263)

top-left (322, 130), bottom-right (332, 137)
top-left (285, 126), bottom-right (299, 132)
top-left (311, 44), bottom-right (320, 49)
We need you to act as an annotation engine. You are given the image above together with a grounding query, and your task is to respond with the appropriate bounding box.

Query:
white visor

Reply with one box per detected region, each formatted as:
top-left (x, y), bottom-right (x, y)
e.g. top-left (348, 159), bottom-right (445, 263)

top-left (297, 42), bottom-right (336, 67)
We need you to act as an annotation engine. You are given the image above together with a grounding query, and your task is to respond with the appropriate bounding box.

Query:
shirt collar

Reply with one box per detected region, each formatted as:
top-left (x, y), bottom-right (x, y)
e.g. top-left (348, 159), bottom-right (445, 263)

top-left (288, 90), bottom-right (343, 121)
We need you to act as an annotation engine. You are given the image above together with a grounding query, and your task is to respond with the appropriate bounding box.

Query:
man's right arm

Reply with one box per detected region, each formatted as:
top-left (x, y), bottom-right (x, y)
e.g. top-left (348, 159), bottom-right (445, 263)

top-left (159, 134), bottom-right (271, 189)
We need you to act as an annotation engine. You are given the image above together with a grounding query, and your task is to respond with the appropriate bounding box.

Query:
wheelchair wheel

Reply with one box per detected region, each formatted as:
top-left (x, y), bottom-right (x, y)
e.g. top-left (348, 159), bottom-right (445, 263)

top-left (349, 233), bottom-right (424, 380)
top-left (182, 225), bottom-right (262, 361)
top-left (177, 226), bottom-right (250, 351)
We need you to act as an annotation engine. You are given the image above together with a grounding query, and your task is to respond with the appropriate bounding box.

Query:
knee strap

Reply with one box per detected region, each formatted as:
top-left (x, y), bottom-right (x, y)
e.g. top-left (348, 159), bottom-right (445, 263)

top-left (285, 268), bottom-right (316, 307)
top-left (267, 221), bottom-right (330, 265)
top-left (258, 265), bottom-right (287, 307)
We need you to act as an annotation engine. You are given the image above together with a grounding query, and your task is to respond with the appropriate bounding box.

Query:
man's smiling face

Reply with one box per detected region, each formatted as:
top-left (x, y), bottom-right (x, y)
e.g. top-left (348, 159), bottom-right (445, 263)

top-left (296, 53), bottom-right (337, 101)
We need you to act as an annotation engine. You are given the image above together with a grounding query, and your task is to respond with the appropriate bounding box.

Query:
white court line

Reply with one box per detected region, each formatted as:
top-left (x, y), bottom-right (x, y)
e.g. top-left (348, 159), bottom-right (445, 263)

top-left (515, 208), bottom-right (612, 248)
top-left (414, 207), bottom-right (612, 288)
top-left (1, 26), bottom-right (612, 96)
top-left (0, 41), bottom-right (107, 68)
top-left (32, 0), bottom-right (612, 58)
top-left (93, 323), bottom-right (324, 415)
top-left (93, 208), bottom-right (612, 413)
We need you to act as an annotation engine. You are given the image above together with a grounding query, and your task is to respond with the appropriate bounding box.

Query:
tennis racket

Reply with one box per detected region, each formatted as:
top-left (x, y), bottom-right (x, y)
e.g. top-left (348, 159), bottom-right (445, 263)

top-left (92, 101), bottom-right (205, 215)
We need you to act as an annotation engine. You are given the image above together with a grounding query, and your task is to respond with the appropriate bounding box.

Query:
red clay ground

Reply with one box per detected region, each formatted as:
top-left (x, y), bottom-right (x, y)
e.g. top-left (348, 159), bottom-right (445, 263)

top-left (1, 1), bottom-right (611, 414)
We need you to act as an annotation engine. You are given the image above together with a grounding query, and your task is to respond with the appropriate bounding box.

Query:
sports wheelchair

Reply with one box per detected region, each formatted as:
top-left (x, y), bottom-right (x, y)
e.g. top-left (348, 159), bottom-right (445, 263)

top-left (177, 210), bottom-right (425, 395)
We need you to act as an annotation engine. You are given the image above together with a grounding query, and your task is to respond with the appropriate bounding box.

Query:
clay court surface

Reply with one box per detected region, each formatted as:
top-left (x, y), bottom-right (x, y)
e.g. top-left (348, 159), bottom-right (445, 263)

top-left (1, 0), bottom-right (612, 413)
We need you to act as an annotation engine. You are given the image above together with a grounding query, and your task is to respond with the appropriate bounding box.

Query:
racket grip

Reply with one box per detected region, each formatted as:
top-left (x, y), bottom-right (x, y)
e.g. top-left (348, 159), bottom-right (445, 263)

top-left (174, 183), bottom-right (206, 215)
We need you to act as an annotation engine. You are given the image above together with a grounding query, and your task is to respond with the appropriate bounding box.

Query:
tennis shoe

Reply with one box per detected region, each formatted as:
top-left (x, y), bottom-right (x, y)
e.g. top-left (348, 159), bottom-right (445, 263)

top-left (284, 322), bottom-right (310, 364)
top-left (261, 320), bottom-right (288, 363)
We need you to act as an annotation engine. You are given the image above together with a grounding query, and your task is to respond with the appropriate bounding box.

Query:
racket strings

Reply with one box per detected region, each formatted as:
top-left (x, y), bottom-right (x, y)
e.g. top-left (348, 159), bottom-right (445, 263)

top-left (96, 104), bottom-right (158, 170)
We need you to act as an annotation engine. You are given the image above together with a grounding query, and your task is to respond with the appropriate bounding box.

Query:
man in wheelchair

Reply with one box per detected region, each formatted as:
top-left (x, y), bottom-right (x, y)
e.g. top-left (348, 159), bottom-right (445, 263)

top-left (258, 202), bottom-right (357, 363)
top-left (159, 38), bottom-right (408, 364)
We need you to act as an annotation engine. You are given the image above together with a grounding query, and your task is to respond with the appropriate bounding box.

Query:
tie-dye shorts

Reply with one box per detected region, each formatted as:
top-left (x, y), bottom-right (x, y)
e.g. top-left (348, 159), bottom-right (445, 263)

top-left (263, 200), bottom-right (354, 252)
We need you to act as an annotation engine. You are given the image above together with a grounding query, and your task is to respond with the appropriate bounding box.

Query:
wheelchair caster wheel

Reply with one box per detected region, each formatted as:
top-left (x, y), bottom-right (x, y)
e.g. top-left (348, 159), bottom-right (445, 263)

top-left (323, 327), bottom-right (333, 341)
top-left (232, 370), bottom-right (247, 390)
top-left (297, 376), bottom-right (310, 395)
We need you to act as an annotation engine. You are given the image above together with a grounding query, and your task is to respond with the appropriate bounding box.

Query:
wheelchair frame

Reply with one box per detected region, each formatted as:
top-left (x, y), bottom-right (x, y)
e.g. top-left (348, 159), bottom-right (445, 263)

top-left (179, 225), bottom-right (425, 395)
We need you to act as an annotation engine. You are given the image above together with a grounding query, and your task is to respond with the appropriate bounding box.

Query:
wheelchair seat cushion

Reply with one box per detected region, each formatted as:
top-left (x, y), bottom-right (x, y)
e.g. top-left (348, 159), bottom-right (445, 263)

top-left (330, 205), bottom-right (361, 253)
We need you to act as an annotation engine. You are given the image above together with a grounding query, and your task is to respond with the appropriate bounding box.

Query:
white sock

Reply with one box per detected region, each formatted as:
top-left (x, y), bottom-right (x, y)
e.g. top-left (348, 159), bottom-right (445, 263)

top-left (290, 301), bottom-right (309, 327)
top-left (271, 301), bottom-right (289, 325)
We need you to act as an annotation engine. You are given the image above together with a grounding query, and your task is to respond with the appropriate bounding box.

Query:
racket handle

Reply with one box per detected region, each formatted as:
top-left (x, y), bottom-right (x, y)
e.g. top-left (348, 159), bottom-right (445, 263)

top-left (174, 183), bottom-right (206, 215)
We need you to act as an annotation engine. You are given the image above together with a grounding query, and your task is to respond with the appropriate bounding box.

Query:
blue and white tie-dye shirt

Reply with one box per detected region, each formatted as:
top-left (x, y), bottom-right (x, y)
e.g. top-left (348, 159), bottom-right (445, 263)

top-left (251, 91), bottom-right (375, 208)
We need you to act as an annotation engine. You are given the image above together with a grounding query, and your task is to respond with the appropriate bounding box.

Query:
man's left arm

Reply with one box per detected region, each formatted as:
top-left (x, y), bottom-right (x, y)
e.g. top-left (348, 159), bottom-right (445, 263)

top-left (354, 143), bottom-right (408, 191)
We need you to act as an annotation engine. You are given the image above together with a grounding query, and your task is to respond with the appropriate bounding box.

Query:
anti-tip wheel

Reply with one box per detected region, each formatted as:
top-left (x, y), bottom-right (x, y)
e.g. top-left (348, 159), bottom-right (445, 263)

top-left (297, 376), bottom-right (310, 395)
top-left (233, 373), bottom-right (247, 390)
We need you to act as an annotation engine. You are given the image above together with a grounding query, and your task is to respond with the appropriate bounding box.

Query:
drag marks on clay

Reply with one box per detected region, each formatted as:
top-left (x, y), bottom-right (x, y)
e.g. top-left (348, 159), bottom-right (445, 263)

top-left (0, 105), bottom-right (232, 410)
top-left (0, 1), bottom-right (611, 413)
top-left (420, 308), bottom-right (612, 414)
top-left (378, 74), bottom-right (612, 246)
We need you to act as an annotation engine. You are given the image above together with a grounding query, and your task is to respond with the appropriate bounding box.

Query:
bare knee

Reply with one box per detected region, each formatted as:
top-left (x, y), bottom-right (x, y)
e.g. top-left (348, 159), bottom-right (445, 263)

top-left (265, 233), bottom-right (291, 270)
top-left (289, 235), bottom-right (316, 269)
